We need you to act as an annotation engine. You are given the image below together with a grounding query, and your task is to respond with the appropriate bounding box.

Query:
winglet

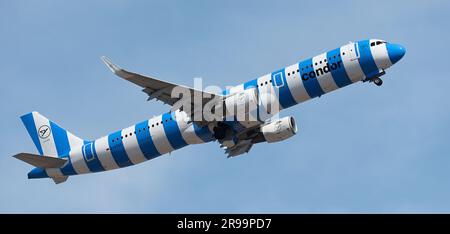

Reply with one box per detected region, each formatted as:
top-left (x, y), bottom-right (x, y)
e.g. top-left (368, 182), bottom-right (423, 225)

top-left (101, 56), bottom-right (135, 79)
top-left (101, 56), bottom-right (122, 74)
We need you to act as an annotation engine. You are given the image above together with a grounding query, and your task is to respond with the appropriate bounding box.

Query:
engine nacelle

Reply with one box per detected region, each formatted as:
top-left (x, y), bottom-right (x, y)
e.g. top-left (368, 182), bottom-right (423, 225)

top-left (260, 116), bottom-right (298, 143)
top-left (224, 88), bottom-right (259, 119)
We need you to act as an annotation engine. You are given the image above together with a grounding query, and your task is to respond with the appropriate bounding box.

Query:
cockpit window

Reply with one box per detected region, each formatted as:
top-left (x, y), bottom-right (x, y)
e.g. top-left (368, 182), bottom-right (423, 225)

top-left (371, 40), bottom-right (386, 47)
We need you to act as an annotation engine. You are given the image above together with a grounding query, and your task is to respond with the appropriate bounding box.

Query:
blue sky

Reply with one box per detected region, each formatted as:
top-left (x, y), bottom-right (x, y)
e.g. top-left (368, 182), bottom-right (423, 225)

top-left (1, 0), bottom-right (450, 213)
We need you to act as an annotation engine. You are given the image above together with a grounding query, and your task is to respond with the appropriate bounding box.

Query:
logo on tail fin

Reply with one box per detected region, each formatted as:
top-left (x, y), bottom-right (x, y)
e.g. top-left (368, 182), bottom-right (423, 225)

top-left (38, 125), bottom-right (51, 139)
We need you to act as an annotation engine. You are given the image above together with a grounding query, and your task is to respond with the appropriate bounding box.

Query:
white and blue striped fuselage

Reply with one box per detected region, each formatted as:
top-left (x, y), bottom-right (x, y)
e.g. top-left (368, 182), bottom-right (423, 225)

top-left (29, 39), bottom-right (406, 179)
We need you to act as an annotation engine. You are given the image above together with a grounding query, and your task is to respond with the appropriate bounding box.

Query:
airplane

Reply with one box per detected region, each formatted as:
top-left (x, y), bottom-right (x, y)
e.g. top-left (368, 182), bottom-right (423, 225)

top-left (14, 39), bottom-right (405, 184)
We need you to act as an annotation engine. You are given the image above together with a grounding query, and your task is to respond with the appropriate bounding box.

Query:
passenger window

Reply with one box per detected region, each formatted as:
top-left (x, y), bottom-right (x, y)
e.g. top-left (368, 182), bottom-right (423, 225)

top-left (371, 42), bottom-right (375, 46)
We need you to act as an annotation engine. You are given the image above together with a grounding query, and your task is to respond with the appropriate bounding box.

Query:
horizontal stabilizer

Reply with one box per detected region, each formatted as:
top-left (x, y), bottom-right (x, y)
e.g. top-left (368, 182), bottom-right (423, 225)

top-left (52, 176), bottom-right (68, 184)
top-left (13, 153), bottom-right (67, 168)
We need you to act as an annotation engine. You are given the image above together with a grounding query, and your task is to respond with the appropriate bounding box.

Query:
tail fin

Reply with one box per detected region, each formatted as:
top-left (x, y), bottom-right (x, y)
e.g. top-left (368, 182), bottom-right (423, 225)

top-left (20, 111), bottom-right (85, 158)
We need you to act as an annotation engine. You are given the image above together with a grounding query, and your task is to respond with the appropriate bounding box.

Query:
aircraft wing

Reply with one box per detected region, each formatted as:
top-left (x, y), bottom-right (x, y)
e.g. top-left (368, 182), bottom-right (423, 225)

top-left (101, 56), bottom-right (222, 123)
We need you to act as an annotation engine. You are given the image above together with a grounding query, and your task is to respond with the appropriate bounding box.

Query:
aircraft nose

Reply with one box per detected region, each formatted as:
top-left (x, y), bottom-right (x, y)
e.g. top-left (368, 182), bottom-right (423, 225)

top-left (387, 43), bottom-right (406, 64)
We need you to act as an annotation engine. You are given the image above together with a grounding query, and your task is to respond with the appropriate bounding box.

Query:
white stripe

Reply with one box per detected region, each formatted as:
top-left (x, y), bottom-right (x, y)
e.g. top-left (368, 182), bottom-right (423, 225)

top-left (94, 136), bottom-right (119, 170)
top-left (32, 112), bottom-right (58, 157)
top-left (228, 84), bottom-right (259, 128)
top-left (341, 43), bottom-right (365, 83)
top-left (182, 123), bottom-right (206, 144)
top-left (312, 53), bottom-right (339, 93)
top-left (45, 168), bottom-right (64, 178)
top-left (369, 39), bottom-right (392, 70)
top-left (284, 63), bottom-right (311, 103)
top-left (121, 125), bottom-right (147, 165)
top-left (229, 84), bottom-right (244, 94)
top-left (175, 111), bottom-right (204, 144)
top-left (258, 74), bottom-right (281, 121)
top-left (381, 43), bottom-right (393, 68)
top-left (149, 115), bottom-right (174, 154)
top-left (69, 146), bottom-right (91, 174)
top-left (67, 132), bottom-right (84, 150)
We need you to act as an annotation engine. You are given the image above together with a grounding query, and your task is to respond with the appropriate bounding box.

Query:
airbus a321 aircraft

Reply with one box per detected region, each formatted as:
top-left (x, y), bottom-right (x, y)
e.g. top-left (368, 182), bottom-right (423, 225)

top-left (14, 39), bottom-right (405, 184)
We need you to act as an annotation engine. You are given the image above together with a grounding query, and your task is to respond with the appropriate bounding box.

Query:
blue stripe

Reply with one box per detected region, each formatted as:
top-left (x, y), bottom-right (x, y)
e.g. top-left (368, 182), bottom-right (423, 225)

top-left (243, 79), bottom-right (262, 121)
top-left (49, 121), bottom-right (71, 157)
top-left (108, 130), bottom-right (133, 168)
top-left (83, 142), bottom-right (105, 172)
top-left (222, 89), bottom-right (230, 95)
top-left (28, 167), bottom-right (49, 179)
top-left (60, 155), bottom-right (77, 176)
top-left (162, 112), bottom-right (188, 150)
top-left (357, 40), bottom-right (379, 78)
top-left (20, 113), bottom-right (43, 155)
top-left (244, 79), bottom-right (258, 90)
top-left (50, 121), bottom-right (77, 175)
top-left (91, 142), bottom-right (105, 171)
top-left (271, 68), bottom-right (297, 109)
top-left (135, 120), bottom-right (160, 159)
top-left (326, 48), bottom-right (352, 87)
top-left (193, 123), bottom-right (214, 142)
top-left (299, 59), bottom-right (325, 98)
top-left (82, 143), bottom-right (91, 160)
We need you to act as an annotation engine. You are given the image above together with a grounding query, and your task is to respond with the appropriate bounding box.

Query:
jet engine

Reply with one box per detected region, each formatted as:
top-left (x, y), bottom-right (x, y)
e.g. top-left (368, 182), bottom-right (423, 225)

top-left (260, 116), bottom-right (298, 143)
